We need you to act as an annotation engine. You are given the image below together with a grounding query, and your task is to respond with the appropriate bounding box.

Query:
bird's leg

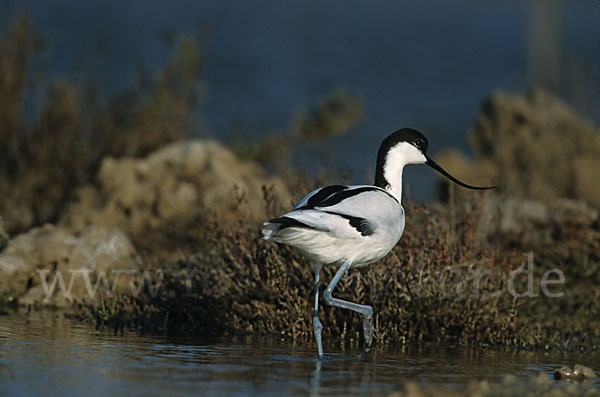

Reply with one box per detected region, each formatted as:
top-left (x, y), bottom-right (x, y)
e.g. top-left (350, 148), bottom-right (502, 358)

top-left (313, 262), bottom-right (324, 357)
top-left (323, 261), bottom-right (374, 351)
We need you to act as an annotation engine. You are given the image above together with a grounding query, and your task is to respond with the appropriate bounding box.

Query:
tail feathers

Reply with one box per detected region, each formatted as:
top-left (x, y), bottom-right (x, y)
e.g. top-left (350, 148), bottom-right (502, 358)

top-left (262, 222), bottom-right (279, 240)
top-left (262, 216), bottom-right (319, 240)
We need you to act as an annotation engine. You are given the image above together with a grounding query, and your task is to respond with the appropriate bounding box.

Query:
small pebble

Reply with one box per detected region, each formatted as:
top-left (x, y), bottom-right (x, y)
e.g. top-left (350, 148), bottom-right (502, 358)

top-left (554, 364), bottom-right (595, 381)
top-left (573, 364), bottom-right (595, 379)
top-left (554, 366), bottom-right (573, 380)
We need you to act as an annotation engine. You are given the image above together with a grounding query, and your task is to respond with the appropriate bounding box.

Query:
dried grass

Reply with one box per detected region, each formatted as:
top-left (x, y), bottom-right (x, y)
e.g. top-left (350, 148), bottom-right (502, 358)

top-left (73, 188), bottom-right (600, 351)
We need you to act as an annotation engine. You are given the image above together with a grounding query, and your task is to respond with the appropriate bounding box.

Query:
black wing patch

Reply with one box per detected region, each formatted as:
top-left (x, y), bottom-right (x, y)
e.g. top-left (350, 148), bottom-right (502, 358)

top-left (318, 187), bottom-right (377, 208)
top-left (301, 185), bottom-right (348, 209)
top-left (318, 186), bottom-right (398, 208)
top-left (298, 185), bottom-right (398, 210)
top-left (268, 216), bottom-right (321, 231)
top-left (325, 211), bottom-right (376, 236)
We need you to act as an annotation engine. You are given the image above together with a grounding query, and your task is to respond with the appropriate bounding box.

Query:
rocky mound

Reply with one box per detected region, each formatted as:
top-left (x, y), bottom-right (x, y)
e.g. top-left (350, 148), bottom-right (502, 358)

top-left (60, 139), bottom-right (291, 251)
top-left (0, 224), bottom-right (138, 307)
top-left (1, 139), bottom-right (291, 306)
top-left (436, 89), bottom-right (600, 207)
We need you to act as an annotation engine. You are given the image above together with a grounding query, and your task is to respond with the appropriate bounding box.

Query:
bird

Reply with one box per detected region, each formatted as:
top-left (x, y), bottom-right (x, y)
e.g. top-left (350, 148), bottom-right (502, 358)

top-left (262, 128), bottom-right (495, 357)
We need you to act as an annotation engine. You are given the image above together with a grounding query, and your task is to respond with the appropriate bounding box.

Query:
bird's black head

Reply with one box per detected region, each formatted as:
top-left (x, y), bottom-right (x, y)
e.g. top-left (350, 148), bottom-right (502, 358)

top-left (383, 128), bottom-right (429, 154)
top-left (375, 128), bottom-right (429, 188)
top-left (374, 128), bottom-right (496, 191)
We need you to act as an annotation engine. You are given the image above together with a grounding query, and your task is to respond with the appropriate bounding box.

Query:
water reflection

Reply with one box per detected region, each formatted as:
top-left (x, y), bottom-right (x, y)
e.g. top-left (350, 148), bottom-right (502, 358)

top-left (0, 311), bottom-right (599, 396)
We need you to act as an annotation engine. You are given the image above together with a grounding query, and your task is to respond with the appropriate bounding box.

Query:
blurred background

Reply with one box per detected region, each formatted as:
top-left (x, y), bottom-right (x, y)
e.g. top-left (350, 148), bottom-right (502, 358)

top-left (2, 3), bottom-right (600, 394)
top-left (0, 0), bottom-right (598, 204)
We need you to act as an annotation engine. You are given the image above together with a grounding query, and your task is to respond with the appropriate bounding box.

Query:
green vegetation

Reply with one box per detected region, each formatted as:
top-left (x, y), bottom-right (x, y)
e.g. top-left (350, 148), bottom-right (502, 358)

top-left (0, 14), bottom-right (204, 234)
top-left (235, 88), bottom-right (364, 174)
top-left (293, 88), bottom-right (363, 142)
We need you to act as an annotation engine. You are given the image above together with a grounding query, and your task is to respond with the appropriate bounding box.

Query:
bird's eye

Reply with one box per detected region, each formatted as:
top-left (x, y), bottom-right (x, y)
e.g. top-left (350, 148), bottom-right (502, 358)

top-left (415, 139), bottom-right (424, 148)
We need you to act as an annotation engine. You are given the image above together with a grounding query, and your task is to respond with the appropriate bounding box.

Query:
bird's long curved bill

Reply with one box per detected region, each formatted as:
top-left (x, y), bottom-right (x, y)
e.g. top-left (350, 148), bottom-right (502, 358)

top-left (425, 157), bottom-right (497, 190)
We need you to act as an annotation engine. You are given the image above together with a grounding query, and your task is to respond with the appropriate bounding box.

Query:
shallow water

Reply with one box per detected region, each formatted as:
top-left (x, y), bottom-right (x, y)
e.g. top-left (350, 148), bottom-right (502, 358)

top-left (1, 311), bottom-right (599, 396)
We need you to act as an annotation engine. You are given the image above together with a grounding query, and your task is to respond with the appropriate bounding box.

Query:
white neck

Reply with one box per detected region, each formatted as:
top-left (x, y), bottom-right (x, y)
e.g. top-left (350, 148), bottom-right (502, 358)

top-left (384, 167), bottom-right (403, 203)
top-left (378, 142), bottom-right (427, 203)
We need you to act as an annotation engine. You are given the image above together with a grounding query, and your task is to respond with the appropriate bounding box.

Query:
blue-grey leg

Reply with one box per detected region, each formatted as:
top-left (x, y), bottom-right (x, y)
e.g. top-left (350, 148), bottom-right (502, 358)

top-left (313, 263), bottom-right (324, 357)
top-left (323, 261), bottom-right (374, 350)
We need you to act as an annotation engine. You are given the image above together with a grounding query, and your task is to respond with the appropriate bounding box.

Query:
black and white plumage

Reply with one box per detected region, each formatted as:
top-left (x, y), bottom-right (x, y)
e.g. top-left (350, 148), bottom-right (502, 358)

top-left (262, 128), bottom-right (495, 357)
top-left (263, 184), bottom-right (402, 266)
